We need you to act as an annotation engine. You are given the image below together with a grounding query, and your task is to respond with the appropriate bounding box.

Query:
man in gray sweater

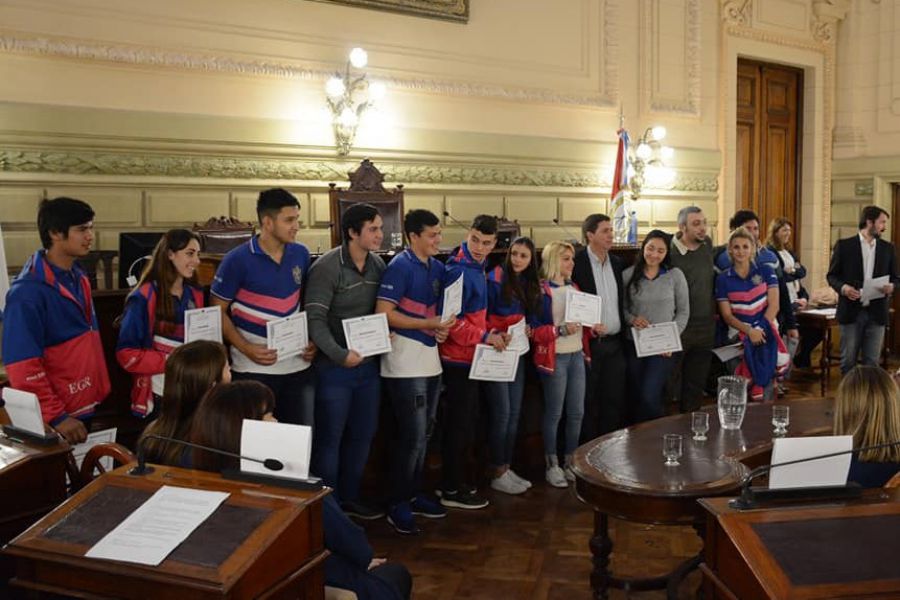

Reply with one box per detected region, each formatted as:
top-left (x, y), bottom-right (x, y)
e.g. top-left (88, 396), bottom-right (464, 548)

top-left (306, 202), bottom-right (386, 520)
top-left (668, 206), bottom-right (716, 412)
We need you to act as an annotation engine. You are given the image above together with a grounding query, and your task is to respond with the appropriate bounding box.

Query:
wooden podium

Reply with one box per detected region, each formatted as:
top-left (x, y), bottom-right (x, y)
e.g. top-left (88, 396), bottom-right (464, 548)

top-left (3, 463), bottom-right (330, 599)
top-left (699, 489), bottom-right (900, 599)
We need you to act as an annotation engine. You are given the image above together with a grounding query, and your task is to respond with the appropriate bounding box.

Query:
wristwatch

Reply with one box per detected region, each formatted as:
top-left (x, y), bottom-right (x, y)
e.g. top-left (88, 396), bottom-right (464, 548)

top-left (557, 325), bottom-right (567, 337)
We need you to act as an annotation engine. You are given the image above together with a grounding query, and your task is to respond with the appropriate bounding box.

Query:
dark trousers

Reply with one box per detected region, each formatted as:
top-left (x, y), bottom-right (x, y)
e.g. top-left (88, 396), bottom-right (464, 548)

top-left (440, 364), bottom-right (480, 492)
top-left (670, 332), bottom-right (713, 413)
top-left (232, 368), bottom-right (316, 427)
top-left (582, 334), bottom-right (627, 441)
top-left (626, 345), bottom-right (679, 423)
top-left (384, 375), bottom-right (441, 505)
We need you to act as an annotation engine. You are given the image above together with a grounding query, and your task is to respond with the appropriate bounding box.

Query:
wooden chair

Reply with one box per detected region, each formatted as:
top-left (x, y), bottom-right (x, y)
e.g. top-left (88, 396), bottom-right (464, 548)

top-left (885, 471), bottom-right (900, 489)
top-left (77, 442), bottom-right (136, 489)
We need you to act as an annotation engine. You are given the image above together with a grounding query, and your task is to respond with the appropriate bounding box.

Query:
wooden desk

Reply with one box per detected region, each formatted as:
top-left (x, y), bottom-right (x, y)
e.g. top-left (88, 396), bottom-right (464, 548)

top-left (699, 488), bottom-right (900, 599)
top-left (795, 309), bottom-right (839, 397)
top-left (3, 463), bottom-right (330, 599)
top-left (572, 398), bottom-right (833, 599)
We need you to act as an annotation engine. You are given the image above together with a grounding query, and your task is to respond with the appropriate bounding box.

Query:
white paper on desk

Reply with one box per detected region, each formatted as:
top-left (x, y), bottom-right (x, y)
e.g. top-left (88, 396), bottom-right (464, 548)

top-left (72, 428), bottom-right (117, 471)
top-left (2, 388), bottom-right (45, 436)
top-left (507, 318), bottom-right (530, 355)
top-left (768, 435), bottom-right (853, 490)
top-left (441, 275), bottom-right (463, 322)
top-left (85, 485), bottom-right (229, 565)
top-left (861, 275), bottom-right (890, 303)
top-left (240, 419), bottom-right (312, 480)
top-left (802, 307), bottom-right (837, 317)
top-left (184, 306), bottom-right (222, 344)
top-left (711, 342), bottom-right (743, 363)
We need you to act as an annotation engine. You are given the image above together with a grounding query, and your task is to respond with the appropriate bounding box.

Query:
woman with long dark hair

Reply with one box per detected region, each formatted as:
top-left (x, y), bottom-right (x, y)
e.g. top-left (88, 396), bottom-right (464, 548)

top-left (485, 236), bottom-right (542, 494)
top-left (116, 228), bottom-right (204, 417)
top-left (623, 230), bottom-right (689, 422)
top-left (138, 340), bottom-right (230, 466)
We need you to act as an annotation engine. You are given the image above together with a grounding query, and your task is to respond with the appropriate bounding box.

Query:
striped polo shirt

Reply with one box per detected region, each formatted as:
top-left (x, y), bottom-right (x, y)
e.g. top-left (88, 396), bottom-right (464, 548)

top-left (211, 236), bottom-right (311, 374)
top-left (715, 261), bottom-right (778, 328)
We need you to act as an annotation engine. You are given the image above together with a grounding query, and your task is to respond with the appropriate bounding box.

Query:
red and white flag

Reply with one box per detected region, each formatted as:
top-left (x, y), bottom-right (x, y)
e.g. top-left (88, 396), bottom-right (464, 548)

top-left (610, 128), bottom-right (631, 232)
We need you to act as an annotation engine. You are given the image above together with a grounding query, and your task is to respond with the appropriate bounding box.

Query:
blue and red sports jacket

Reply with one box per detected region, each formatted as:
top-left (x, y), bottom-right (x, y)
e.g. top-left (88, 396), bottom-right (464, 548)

top-left (486, 266), bottom-right (530, 334)
top-left (116, 281), bottom-right (205, 417)
top-left (439, 243), bottom-right (492, 366)
top-left (2, 250), bottom-right (110, 425)
top-left (531, 280), bottom-right (592, 376)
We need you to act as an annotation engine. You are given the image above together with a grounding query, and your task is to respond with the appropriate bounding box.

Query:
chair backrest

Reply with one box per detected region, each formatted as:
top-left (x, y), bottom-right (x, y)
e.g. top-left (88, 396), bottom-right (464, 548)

top-left (885, 470), bottom-right (900, 489)
top-left (77, 442), bottom-right (136, 490)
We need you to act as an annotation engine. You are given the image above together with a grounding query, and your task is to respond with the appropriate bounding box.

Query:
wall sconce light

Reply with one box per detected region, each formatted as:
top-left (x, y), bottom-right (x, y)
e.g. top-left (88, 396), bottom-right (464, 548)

top-left (325, 47), bottom-right (385, 156)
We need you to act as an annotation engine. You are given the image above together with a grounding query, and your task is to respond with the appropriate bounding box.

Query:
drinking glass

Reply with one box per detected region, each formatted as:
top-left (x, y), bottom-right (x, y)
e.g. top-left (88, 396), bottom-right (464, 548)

top-left (717, 376), bottom-right (748, 430)
top-left (663, 434), bottom-right (683, 466)
top-left (772, 404), bottom-right (790, 436)
top-left (691, 411), bottom-right (709, 441)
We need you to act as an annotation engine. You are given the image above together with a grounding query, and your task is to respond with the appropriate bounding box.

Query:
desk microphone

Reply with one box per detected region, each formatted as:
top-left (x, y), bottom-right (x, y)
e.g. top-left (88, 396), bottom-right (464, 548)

top-left (730, 439), bottom-right (900, 510)
top-left (443, 211), bottom-right (469, 230)
top-left (129, 434), bottom-right (284, 476)
top-left (552, 218), bottom-right (581, 245)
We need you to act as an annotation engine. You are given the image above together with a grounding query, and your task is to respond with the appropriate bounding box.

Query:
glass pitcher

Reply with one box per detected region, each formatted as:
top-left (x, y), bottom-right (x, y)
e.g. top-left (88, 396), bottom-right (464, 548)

top-left (717, 375), bottom-right (747, 430)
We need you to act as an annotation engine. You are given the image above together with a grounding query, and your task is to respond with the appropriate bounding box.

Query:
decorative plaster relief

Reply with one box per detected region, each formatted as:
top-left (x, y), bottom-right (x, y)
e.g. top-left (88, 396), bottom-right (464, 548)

top-left (721, 0), bottom-right (752, 26)
top-left (642, 0), bottom-right (701, 115)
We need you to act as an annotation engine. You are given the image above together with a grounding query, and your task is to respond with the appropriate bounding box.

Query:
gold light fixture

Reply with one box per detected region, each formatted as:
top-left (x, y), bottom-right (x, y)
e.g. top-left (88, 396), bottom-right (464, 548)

top-left (324, 47), bottom-right (385, 156)
top-left (627, 126), bottom-right (675, 200)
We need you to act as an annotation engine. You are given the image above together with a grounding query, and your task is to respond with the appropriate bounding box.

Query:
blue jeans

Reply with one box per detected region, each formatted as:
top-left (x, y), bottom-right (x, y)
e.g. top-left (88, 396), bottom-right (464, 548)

top-left (486, 355), bottom-right (526, 468)
top-left (540, 352), bottom-right (586, 456)
top-left (384, 375), bottom-right (440, 505)
top-left (311, 360), bottom-right (381, 502)
top-left (627, 350), bottom-right (678, 422)
top-left (232, 368), bottom-right (316, 427)
top-left (840, 308), bottom-right (885, 374)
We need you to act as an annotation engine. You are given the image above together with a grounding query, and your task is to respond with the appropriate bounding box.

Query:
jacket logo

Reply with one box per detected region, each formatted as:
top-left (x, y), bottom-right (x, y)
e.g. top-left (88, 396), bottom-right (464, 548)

top-left (293, 266), bottom-right (303, 285)
top-left (68, 376), bottom-right (93, 395)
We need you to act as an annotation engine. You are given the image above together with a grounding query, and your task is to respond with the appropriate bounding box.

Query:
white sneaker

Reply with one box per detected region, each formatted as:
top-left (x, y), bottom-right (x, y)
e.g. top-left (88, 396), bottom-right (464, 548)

top-left (491, 471), bottom-right (527, 495)
top-left (545, 466), bottom-right (569, 488)
top-left (563, 465), bottom-right (576, 482)
top-left (508, 469), bottom-right (532, 489)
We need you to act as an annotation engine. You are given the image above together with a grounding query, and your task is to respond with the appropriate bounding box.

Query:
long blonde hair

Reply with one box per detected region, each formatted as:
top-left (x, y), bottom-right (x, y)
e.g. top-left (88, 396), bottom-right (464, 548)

top-left (834, 365), bottom-right (900, 463)
top-left (540, 241), bottom-right (575, 282)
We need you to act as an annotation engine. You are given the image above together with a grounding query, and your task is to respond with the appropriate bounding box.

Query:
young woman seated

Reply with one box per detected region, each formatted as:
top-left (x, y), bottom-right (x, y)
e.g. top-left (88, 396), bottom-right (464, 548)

top-left (188, 381), bottom-right (411, 600)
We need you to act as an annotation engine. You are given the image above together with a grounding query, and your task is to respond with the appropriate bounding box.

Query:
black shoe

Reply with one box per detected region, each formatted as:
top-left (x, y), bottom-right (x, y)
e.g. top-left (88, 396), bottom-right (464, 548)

top-left (341, 500), bottom-right (385, 520)
top-left (439, 489), bottom-right (489, 510)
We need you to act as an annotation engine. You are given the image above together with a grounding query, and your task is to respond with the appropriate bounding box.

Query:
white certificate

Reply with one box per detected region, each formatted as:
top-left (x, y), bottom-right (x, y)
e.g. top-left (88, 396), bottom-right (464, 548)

top-left (507, 318), bottom-right (530, 355)
top-left (564, 288), bottom-right (602, 327)
top-left (86, 485), bottom-right (229, 566)
top-left (468, 344), bottom-right (520, 382)
top-left (632, 321), bottom-right (683, 358)
top-left (342, 313), bottom-right (392, 358)
top-left (72, 428), bottom-right (118, 471)
top-left (184, 306), bottom-right (222, 344)
top-left (861, 275), bottom-right (890, 303)
top-left (266, 312), bottom-right (308, 360)
top-left (441, 275), bottom-right (463, 322)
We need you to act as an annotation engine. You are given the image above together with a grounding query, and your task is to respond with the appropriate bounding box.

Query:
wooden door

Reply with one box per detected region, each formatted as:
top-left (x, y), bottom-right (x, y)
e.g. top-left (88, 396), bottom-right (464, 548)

top-left (890, 184), bottom-right (900, 355)
top-left (736, 60), bottom-right (803, 248)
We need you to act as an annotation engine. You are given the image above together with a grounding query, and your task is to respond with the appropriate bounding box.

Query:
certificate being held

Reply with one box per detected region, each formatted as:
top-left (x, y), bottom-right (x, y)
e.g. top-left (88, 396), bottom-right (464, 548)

top-left (632, 321), bottom-right (683, 358)
top-left (184, 306), bottom-right (222, 344)
top-left (342, 313), bottom-right (392, 358)
top-left (266, 312), bottom-right (308, 360)
top-left (564, 288), bottom-right (602, 327)
top-left (507, 318), bottom-right (529, 355)
top-left (468, 343), bottom-right (520, 382)
top-left (441, 275), bottom-right (463, 322)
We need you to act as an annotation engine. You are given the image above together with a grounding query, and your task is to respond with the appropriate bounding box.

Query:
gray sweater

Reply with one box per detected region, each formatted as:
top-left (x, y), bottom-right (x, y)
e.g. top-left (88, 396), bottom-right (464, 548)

top-left (622, 266), bottom-right (690, 339)
top-left (669, 236), bottom-right (716, 343)
top-left (305, 244), bottom-right (385, 368)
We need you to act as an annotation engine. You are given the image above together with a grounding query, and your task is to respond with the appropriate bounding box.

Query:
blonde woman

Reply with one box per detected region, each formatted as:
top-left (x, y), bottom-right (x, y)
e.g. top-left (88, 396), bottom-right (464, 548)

top-left (834, 365), bottom-right (900, 487)
top-left (531, 241), bottom-right (591, 487)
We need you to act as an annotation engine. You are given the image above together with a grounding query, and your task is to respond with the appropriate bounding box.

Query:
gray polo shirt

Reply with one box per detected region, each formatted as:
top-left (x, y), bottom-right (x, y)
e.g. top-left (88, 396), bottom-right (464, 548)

top-left (305, 244), bottom-right (385, 368)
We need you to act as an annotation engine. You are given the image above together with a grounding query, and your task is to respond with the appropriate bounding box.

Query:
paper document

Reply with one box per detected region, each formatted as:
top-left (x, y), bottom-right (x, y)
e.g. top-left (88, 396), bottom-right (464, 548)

top-left (632, 322), bottom-right (682, 358)
top-left (468, 344), bottom-right (520, 382)
top-left (564, 288), bottom-right (602, 327)
top-left (711, 342), bottom-right (743, 362)
top-left (184, 306), bottom-right (222, 344)
top-left (441, 275), bottom-right (463, 322)
top-left (2, 388), bottom-right (46, 436)
top-left (86, 485), bottom-right (229, 565)
top-left (266, 312), bottom-right (308, 361)
top-left (342, 313), bottom-right (392, 357)
top-left (768, 435), bottom-right (853, 490)
top-left (802, 307), bottom-right (837, 317)
top-left (241, 419), bottom-right (313, 480)
top-left (507, 318), bottom-right (530, 355)
top-left (72, 428), bottom-right (118, 471)
top-left (861, 275), bottom-right (890, 303)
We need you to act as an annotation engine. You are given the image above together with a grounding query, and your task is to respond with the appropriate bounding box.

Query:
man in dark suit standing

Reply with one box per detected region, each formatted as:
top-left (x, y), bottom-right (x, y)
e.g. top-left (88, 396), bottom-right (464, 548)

top-left (827, 205), bottom-right (899, 374)
top-left (573, 213), bottom-right (627, 440)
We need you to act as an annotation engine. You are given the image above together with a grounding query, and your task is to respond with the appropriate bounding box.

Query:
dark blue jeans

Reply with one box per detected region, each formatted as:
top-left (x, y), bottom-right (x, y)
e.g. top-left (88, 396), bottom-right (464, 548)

top-left (839, 307), bottom-right (885, 374)
top-left (232, 368), bottom-right (316, 427)
top-left (626, 346), bottom-right (679, 423)
top-left (311, 360), bottom-right (381, 502)
top-left (384, 375), bottom-right (441, 505)
top-left (486, 355), bottom-right (526, 468)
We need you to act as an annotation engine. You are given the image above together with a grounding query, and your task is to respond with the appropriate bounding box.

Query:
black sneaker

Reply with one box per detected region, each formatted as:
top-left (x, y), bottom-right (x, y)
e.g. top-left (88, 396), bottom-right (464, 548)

top-left (439, 489), bottom-right (489, 510)
top-left (341, 500), bottom-right (385, 520)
